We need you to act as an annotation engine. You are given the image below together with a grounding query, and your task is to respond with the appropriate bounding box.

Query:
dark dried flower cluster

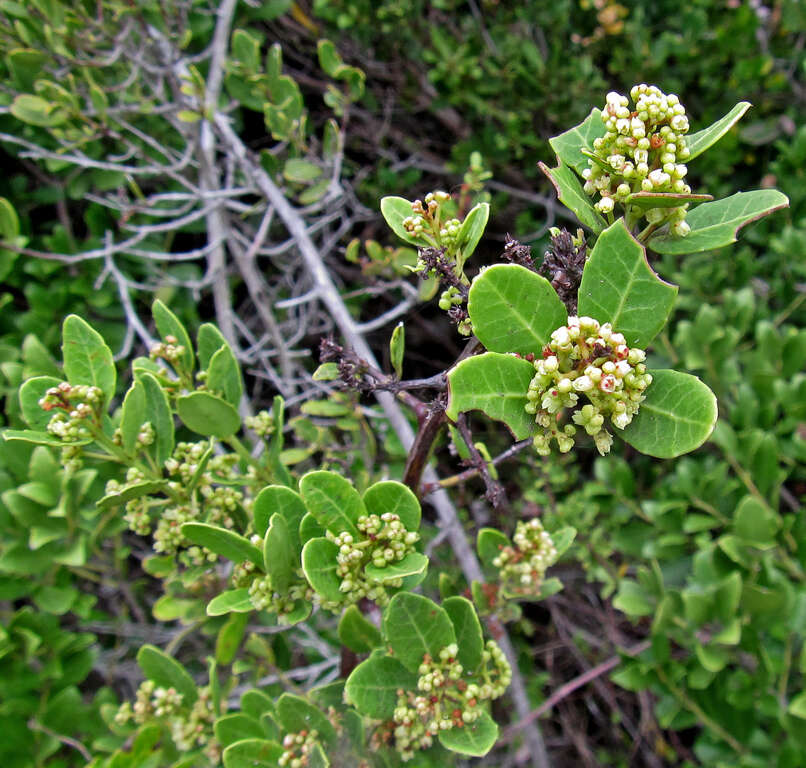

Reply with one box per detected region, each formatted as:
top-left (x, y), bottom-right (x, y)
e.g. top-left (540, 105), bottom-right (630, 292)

top-left (539, 228), bottom-right (588, 313)
top-left (501, 236), bottom-right (536, 271)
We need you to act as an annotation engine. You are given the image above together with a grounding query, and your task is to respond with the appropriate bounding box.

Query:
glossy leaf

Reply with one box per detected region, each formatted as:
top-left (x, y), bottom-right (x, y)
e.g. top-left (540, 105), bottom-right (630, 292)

top-left (362, 481), bottom-right (421, 531)
top-left (207, 588), bottom-right (253, 616)
top-left (136, 645), bottom-right (198, 705)
top-left (685, 101), bottom-right (751, 160)
top-left (301, 538), bottom-right (342, 602)
top-left (578, 218), bottom-right (678, 346)
top-left (548, 107), bottom-right (606, 174)
top-left (152, 299), bottom-right (194, 371)
top-left (62, 315), bottom-right (116, 404)
top-left (222, 739), bottom-right (283, 768)
top-left (338, 605), bottom-right (382, 653)
top-left (438, 711), bottom-right (498, 756)
top-left (264, 513), bottom-right (296, 592)
top-left (539, 161), bottom-right (606, 233)
top-left (19, 375), bottom-right (62, 430)
top-left (299, 471), bottom-right (363, 537)
top-left (443, 596), bottom-right (484, 672)
top-left (276, 694), bottom-right (336, 742)
top-left (620, 370), bottom-right (718, 458)
top-left (457, 201), bottom-right (489, 266)
top-left (345, 653), bottom-right (418, 718)
top-left (364, 552), bottom-right (428, 583)
top-left (380, 196), bottom-right (428, 246)
top-left (253, 485), bottom-right (306, 548)
top-left (2, 429), bottom-right (91, 447)
top-left (446, 353), bottom-right (535, 440)
top-left (215, 714), bottom-right (265, 748)
top-left (383, 593), bottom-right (456, 673)
top-left (177, 391), bottom-right (240, 438)
top-left (181, 522), bottom-right (264, 568)
top-left (197, 323), bottom-right (228, 369)
top-left (139, 373), bottom-right (174, 466)
top-left (648, 190), bottom-right (789, 255)
top-left (468, 264), bottom-right (566, 355)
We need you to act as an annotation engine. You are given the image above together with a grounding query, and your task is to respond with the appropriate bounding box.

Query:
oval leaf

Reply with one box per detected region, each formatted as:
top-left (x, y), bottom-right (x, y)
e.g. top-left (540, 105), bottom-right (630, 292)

top-left (299, 471), bottom-right (363, 537)
top-left (253, 485), bottom-right (306, 549)
top-left (457, 201), bottom-right (489, 266)
top-left (620, 369), bottom-right (718, 458)
top-left (539, 161), bottom-right (606, 233)
top-left (648, 189), bottom-right (789, 255)
top-left (301, 537), bottom-right (342, 602)
top-left (207, 588), bottom-right (254, 616)
top-left (362, 481), bottom-right (421, 532)
top-left (222, 739), bottom-right (283, 768)
top-left (364, 552), bottom-right (428, 583)
top-left (344, 653), bottom-right (418, 718)
top-left (264, 513), bottom-right (296, 592)
top-left (152, 299), bottom-right (194, 371)
top-left (380, 196), bottom-right (429, 246)
top-left (468, 264), bottom-right (567, 355)
top-left (136, 644), bottom-right (198, 705)
top-left (477, 527), bottom-right (510, 568)
top-left (338, 605), bottom-right (383, 654)
top-left (139, 373), bottom-right (174, 466)
top-left (177, 391), bottom-right (240, 438)
top-left (443, 596), bottom-right (484, 673)
top-left (383, 593), bottom-right (456, 673)
top-left (438, 710), bottom-right (498, 756)
top-left (119, 379), bottom-right (147, 454)
top-left (446, 353), bottom-right (536, 440)
top-left (548, 107), bottom-right (606, 175)
top-left (19, 375), bottom-right (63, 430)
top-left (625, 192), bottom-right (713, 208)
top-left (207, 344), bottom-right (243, 407)
top-left (62, 315), bottom-right (116, 404)
top-left (578, 218), bottom-right (678, 346)
top-left (276, 694), bottom-right (336, 743)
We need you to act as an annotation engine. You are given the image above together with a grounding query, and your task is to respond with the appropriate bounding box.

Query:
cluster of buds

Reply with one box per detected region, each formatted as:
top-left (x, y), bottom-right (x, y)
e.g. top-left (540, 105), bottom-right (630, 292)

top-left (321, 513), bottom-right (419, 608)
top-left (492, 519), bottom-right (558, 596)
top-left (525, 316), bottom-right (652, 456)
top-left (112, 421), bottom-right (155, 451)
top-left (278, 730), bottom-right (320, 767)
top-left (403, 191), bottom-right (453, 243)
top-left (246, 571), bottom-right (314, 621)
top-left (583, 85), bottom-right (693, 236)
top-left (245, 409), bottom-right (275, 438)
top-left (115, 681), bottom-right (184, 726)
top-left (169, 687), bottom-right (218, 756)
top-left (38, 382), bottom-right (104, 443)
top-left (149, 334), bottom-right (186, 366)
top-left (390, 641), bottom-right (510, 761)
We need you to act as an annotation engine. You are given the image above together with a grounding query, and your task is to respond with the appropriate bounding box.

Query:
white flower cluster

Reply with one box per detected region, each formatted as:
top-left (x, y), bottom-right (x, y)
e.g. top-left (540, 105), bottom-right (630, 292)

top-left (39, 382), bottom-right (104, 444)
top-left (149, 334), bottom-right (186, 365)
top-left (403, 190), bottom-right (453, 240)
top-left (525, 316), bottom-right (653, 456)
top-left (279, 730), bottom-right (320, 768)
top-left (492, 519), bottom-right (558, 595)
top-left (320, 512), bottom-right (420, 609)
top-left (390, 640), bottom-right (510, 761)
top-left (583, 84), bottom-right (693, 236)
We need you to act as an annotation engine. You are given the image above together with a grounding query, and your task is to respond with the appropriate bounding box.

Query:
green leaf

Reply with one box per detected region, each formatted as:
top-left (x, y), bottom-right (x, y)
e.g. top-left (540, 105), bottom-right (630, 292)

top-left (301, 538), bottom-right (342, 602)
top-left (685, 102), bottom-right (752, 160)
top-left (477, 527), bottom-right (510, 568)
top-left (152, 299), bottom-right (194, 371)
top-left (10, 93), bottom-right (65, 126)
top-left (119, 379), bottom-right (147, 454)
top-left (733, 495), bottom-right (779, 548)
top-left (577, 218), bottom-right (678, 346)
top-left (383, 593), bottom-right (456, 673)
top-left (443, 596), bottom-right (484, 672)
top-left (620, 370), bottom-right (718, 458)
top-left (208, 588), bottom-right (253, 615)
top-left (789, 693), bottom-right (806, 720)
top-left (468, 264), bottom-right (567, 355)
top-left (177, 391), bottom-right (240, 438)
top-left (548, 107), bottom-right (607, 174)
top-left (207, 344), bottom-right (243, 407)
top-left (276, 694), bottom-right (336, 742)
top-left (390, 322), bottom-right (405, 379)
top-left (139, 373), bottom-right (174, 466)
top-left (264, 513), bottom-right (296, 592)
top-left (253, 485), bottom-right (306, 549)
top-left (445, 352), bottom-right (535, 440)
top-left (457, 202), bottom-right (489, 266)
top-left (2, 429), bottom-right (91, 447)
top-left (222, 739), bottom-right (283, 768)
top-left (380, 196), bottom-right (428, 246)
top-left (438, 711), bottom-right (498, 756)
top-left (61, 315), bottom-right (115, 404)
top-left (299, 470), bottom-right (364, 537)
top-left (338, 605), bottom-right (383, 653)
top-left (648, 190), bottom-right (789, 255)
top-left (215, 714), bottom-right (265, 748)
top-left (539, 161), bottom-right (606, 233)
top-left (365, 552), bottom-right (428, 583)
top-left (345, 653), bottom-right (418, 718)
top-left (625, 192), bottom-right (713, 208)
top-left (283, 158), bottom-right (323, 183)
top-left (19, 375), bottom-right (63, 430)
top-left (300, 512), bottom-right (325, 542)
top-left (362, 481), bottom-right (421, 531)
top-left (613, 580), bottom-right (653, 617)
top-left (136, 645), bottom-right (198, 705)
top-left (182, 522), bottom-right (264, 568)
top-left (0, 197), bottom-right (20, 238)
top-left (213, 611), bottom-right (248, 663)
top-left (197, 323), bottom-right (228, 369)
top-left (550, 526), bottom-right (576, 558)
top-left (97, 481), bottom-right (167, 509)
